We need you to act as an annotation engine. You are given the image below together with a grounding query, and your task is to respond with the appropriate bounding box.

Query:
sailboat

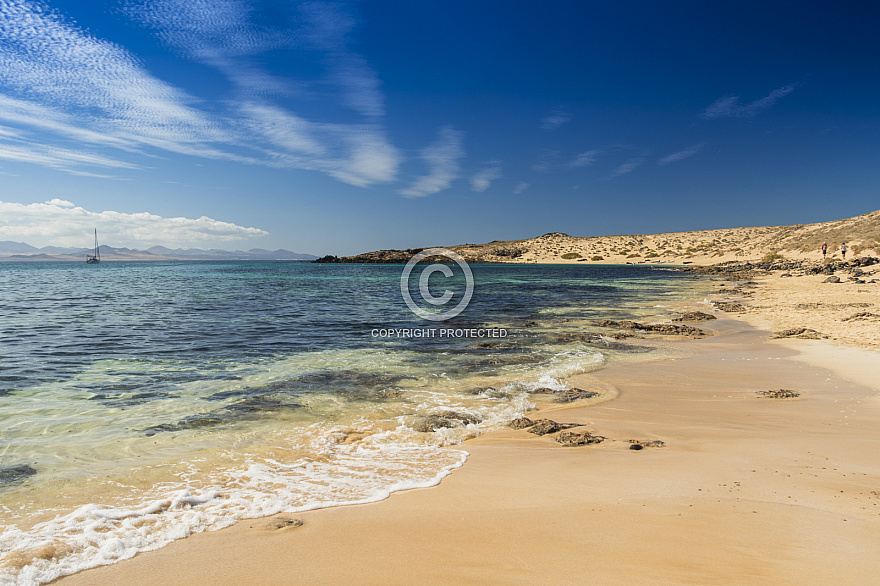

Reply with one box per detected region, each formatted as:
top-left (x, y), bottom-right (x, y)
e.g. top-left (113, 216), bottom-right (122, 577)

top-left (86, 229), bottom-right (101, 264)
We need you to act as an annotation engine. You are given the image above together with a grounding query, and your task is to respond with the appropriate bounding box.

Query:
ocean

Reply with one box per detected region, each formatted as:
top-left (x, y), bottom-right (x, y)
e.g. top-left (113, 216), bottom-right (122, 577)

top-left (0, 261), bottom-right (711, 584)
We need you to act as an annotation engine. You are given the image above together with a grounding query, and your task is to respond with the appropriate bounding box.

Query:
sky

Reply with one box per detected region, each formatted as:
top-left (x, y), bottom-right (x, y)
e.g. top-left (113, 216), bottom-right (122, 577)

top-left (0, 0), bottom-right (878, 255)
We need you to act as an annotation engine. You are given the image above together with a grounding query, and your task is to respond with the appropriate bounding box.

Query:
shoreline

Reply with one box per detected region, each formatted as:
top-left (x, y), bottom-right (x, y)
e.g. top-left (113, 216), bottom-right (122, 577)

top-left (57, 291), bottom-right (880, 584)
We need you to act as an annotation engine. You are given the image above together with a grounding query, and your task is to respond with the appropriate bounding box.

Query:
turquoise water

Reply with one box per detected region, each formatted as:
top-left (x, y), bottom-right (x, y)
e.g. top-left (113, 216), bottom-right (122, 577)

top-left (0, 261), bottom-right (710, 584)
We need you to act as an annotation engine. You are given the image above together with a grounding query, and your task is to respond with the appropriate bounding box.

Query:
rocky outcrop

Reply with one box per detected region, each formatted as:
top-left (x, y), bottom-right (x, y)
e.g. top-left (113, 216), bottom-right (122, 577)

top-left (757, 389), bottom-right (800, 399)
top-left (843, 312), bottom-right (880, 321)
top-left (529, 386), bottom-right (599, 403)
top-left (266, 517), bottom-right (303, 530)
top-left (555, 430), bottom-right (605, 446)
top-left (527, 419), bottom-right (580, 435)
top-left (629, 439), bottom-right (665, 450)
top-left (596, 320), bottom-right (705, 336)
top-left (509, 417), bottom-right (536, 430)
top-left (672, 311), bottom-right (717, 322)
top-left (712, 301), bottom-right (746, 312)
top-left (773, 328), bottom-right (827, 340)
top-left (554, 388), bottom-right (600, 403)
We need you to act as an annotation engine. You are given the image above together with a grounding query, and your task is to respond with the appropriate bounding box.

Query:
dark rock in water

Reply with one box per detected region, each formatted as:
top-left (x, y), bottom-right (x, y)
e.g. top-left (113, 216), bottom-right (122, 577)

top-left (0, 464), bottom-right (37, 486)
top-left (823, 276), bottom-right (841, 283)
top-left (467, 386), bottom-right (509, 399)
top-left (527, 419), bottom-right (579, 436)
top-left (713, 301), bottom-right (746, 312)
top-left (466, 341), bottom-right (515, 350)
top-left (528, 387), bottom-right (599, 402)
top-left (555, 430), bottom-right (604, 446)
top-left (630, 439), bottom-right (666, 449)
top-left (672, 311), bottom-right (717, 322)
top-left (509, 417), bottom-right (536, 430)
top-left (758, 389), bottom-right (800, 399)
top-left (414, 411), bottom-right (481, 432)
top-left (144, 396), bottom-right (303, 435)
top-left (555, 388), bottom-right (599, 403)
top-left (550, 332), bottom-right (604, 344)
top-left (773, 328), bottom-right (826, 340)
top-left (91, 390), bottom-right (175, 408)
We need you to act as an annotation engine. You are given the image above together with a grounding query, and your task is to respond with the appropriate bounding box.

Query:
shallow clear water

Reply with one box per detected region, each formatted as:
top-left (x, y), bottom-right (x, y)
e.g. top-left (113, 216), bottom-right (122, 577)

top-left (0, 261), bottom-right (711, 584)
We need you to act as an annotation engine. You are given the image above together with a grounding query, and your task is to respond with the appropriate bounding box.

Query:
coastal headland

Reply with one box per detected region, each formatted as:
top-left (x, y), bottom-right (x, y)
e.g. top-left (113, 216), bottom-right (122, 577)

top-left (314, 208), bottom-right (880, 265)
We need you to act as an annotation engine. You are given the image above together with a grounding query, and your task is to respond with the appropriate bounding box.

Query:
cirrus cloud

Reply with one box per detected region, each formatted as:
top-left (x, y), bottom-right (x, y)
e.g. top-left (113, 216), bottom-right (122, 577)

top-left (702, 85), bottom-right (797, 119)
top-left (399, 127), bottom-right (465, 198)
top-left (470, 161), bottom-right (502, 192)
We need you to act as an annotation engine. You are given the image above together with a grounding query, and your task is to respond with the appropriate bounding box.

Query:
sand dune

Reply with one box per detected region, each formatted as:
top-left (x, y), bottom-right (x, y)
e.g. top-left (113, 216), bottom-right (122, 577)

top-left (448, 208), bottom-right (880, 265)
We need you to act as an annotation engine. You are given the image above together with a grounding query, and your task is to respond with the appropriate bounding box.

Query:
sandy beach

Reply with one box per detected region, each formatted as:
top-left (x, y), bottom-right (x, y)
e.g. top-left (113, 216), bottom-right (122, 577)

top-left (56, 266), bottom-right (880, 585)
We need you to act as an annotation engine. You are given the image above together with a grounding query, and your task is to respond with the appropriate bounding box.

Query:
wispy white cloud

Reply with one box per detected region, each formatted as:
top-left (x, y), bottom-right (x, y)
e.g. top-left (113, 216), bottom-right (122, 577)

top-left (470, 161), bottom-right (502, 192)
top-left (0, 141), bottom-right (139, 175)
top-left (570, 149), bottom-right (600, 167)
top-left (541, 109), bottom-right (570, 131)
top-left (513, 182), bottom-right (529, 195)
top-left (610, 157), bottom-right (644, 177)
top-left (0, 0), bottom-right (401, 187)
top-left (702, 85), bottom-right (797, 119)
top-left (399, 127), bottom-right (464, 198)
top-left (658, 143), bottom-right (704, 165)
top-left (0, 199), bottom-right (267, 247)
top-left (532, 150), bottom-right (562, 173)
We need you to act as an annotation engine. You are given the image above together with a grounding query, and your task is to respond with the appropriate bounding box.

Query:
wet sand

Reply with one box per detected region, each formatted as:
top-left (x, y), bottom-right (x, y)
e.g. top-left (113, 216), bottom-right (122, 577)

top-left (58, 316), bottom-right (880, 585)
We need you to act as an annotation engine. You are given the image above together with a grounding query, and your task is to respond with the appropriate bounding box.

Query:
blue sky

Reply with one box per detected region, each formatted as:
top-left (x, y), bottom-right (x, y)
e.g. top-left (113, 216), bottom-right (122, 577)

top-left (0, 0), bottom-right (878, 254)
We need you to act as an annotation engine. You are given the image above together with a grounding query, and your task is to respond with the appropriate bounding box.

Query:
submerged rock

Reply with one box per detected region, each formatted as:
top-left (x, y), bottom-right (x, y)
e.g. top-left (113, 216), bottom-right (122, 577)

top-left (143, 396), bottom-right (303, 436)
top-left (555, 431), bottom-right (605, 446)
top-left (413, 411), bottom-right (482, 432)
top-left (0, 464), bottom-right (36, 487)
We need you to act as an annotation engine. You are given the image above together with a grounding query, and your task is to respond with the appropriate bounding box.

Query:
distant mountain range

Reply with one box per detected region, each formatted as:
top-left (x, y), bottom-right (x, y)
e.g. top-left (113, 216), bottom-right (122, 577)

top-left (0, 241), bottom-right (317, 261)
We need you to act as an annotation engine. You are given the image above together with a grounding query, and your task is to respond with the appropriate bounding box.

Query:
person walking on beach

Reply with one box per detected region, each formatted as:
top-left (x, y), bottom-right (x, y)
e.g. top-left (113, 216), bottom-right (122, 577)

top-left (840, 242), bottom-right (847, 260)
top-left (821, 242), bottom-right (827, 259)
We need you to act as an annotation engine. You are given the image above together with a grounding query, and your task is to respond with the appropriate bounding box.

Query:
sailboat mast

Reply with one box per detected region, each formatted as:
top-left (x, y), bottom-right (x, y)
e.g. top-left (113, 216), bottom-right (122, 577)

top-left (94, 229), bottom-right (100, 261)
